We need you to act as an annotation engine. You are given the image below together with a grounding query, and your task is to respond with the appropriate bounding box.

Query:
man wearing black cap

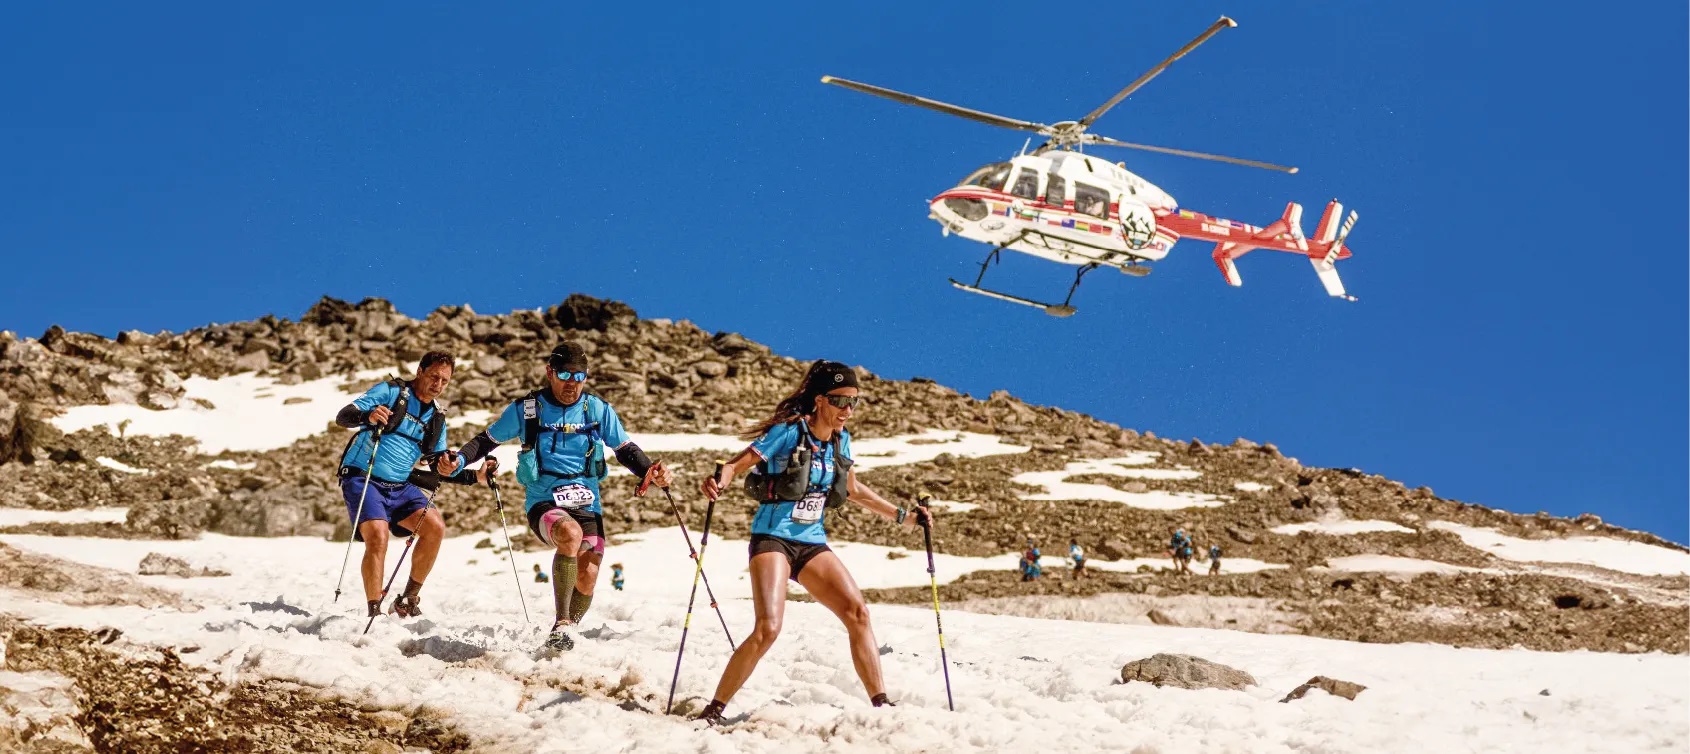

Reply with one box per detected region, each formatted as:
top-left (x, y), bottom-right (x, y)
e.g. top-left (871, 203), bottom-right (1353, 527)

top-left (452, 342), bottom-right (672, 652)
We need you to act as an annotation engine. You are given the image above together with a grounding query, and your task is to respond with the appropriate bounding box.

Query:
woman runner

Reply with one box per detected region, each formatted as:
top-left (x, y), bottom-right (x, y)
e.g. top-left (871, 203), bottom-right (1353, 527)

top-left (694, 361), bottom-right (933, 724)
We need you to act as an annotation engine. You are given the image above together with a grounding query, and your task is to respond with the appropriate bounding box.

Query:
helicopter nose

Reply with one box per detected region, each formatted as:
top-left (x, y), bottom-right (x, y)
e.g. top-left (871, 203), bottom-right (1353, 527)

top-left (938, 196), bottom-right (988, 222)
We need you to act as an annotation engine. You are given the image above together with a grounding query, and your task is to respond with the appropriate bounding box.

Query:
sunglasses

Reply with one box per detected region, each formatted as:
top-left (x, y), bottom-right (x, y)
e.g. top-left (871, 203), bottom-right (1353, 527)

top-left (822, 395), bottom-right (860, 409)
top-left (554, 370), bottom-right (588, 382)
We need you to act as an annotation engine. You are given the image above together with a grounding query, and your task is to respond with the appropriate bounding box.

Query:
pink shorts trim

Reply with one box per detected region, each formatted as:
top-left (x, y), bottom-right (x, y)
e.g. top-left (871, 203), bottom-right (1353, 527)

top-left (539, 508), bottom-right (605, 554)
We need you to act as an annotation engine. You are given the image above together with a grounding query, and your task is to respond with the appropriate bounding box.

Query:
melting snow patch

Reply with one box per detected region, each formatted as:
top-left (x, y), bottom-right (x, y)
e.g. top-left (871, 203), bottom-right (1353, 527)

top-left (205, 459), bottom-right (256, 471)
top-left (1426, 522), bottom-right (1690, 577)
top-left (53, 369), bottom-right (392, 454)
top-left (1234, 481), bottom-right (1271, 492)
top-left (94, 457), bottom-right (148, 475)
top-left (1319, 555), bottom-right (1485, 576)
top-left (1272, 520), bottom-right (1416, 536)
top-left (1013, 457), bottom-right (1226, 509)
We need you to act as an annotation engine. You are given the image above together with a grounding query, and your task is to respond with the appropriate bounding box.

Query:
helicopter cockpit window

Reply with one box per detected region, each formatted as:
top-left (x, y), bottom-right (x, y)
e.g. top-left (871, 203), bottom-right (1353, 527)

top-left (1009, 168), bottom-right (1040, 200)
top-left (1074, 182), bottom-right (1109, 219)
top-left (963, 163), bottom-right (1011, 192)
top-left (1044, 174), bottom-right (1067, 206)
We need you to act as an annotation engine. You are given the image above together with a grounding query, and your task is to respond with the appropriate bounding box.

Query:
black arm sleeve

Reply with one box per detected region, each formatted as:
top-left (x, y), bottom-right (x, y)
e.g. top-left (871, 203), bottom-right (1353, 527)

top-left (456, 431), bottom-right (502, 466)
top-left (335, 404), bottom-right (368, 429)
top-left (614, 443), bottom-right (653, 478)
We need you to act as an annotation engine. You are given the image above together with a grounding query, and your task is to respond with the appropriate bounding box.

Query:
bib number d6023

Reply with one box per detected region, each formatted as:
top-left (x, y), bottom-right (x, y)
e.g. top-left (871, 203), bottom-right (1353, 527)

top-left (791, 491), bottom-right (826, 524)
top-left (551, 484), bottom-right (596, 510)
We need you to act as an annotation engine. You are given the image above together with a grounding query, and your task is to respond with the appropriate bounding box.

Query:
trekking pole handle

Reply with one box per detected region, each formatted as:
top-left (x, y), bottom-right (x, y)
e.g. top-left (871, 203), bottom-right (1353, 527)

top-left (916, 493), bottom-right (936, 573)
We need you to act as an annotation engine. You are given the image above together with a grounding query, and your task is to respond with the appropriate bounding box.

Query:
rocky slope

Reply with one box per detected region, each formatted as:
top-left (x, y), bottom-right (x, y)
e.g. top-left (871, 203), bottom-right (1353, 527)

top-left (1, 294), bottom-right (1685, 655)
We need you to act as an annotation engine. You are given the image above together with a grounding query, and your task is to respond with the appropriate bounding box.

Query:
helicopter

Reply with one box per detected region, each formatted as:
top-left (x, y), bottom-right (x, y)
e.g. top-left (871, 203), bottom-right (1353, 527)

top-left (821, 16), bottom-right (1360, 317)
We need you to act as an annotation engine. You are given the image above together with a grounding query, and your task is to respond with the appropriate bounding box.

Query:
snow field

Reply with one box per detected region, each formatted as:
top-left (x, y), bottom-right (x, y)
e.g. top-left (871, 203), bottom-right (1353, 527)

top-left (1012, 456), bottom-right (1228, 510)
top-left (2, 528), bottom-right (1684, 753)
top-left (1426, 522), bottom-right (1690, 577)
top-left (1270, 520), bottom-right (1416, 536)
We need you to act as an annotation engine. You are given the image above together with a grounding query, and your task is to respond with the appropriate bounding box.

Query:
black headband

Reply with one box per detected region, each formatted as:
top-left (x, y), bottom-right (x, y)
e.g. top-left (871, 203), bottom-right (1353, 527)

top-left (805, 361), bottom-right (858, 397)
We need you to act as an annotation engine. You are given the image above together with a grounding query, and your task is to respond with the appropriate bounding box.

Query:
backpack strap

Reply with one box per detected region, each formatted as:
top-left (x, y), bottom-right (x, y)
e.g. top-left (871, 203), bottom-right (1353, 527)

top-left (381, 378), bottom-right (410, 435)
top-left (520, 390), bottom-right (543, 451)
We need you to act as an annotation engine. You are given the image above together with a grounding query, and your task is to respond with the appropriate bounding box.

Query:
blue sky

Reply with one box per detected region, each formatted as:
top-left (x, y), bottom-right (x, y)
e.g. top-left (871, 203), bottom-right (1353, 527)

top-left (2, 2), bottom-right (1685, 541)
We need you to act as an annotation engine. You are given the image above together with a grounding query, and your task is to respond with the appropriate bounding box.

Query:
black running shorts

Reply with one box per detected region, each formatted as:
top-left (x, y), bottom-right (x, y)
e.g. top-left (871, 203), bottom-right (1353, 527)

top-left (748, 534), bottom-right (831, 581)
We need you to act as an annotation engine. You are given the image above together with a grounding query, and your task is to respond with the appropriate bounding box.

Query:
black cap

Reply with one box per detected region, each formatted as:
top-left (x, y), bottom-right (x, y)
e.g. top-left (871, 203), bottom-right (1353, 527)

top-left (804, 361), bottom-right (859, 397)
top-left (548, 342), bottom-right (589, 373)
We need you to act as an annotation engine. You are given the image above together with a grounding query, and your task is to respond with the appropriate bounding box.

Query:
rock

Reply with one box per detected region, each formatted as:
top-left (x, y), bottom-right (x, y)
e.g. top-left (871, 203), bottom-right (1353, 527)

top-left (551, 293), bottom-right (636, 331)
top-left (1280, 675), bottom-right (1368, 702)
top-left (139, 390), bottom-right (180, 411)
top-left (365, 710), bottom-right (410, 736)
top-left (233, 350), bottom-right (269, 373)
top-left (1146, 609), bottom-right (1180, 626)
top-left (474, 354), bottom-right (507, 375)
top-left (126, 498), bottom-right (212, 540)
top-left (457, 378), bottom-right (495, 401)
top-left (118, 329), bottom-right (157, 347)
top-left (711, 332), bottom-right (762, 356)
top-left (364, 741), bottom-right (403, 754)
top-left (1188, 439), bottom-right (1213, 455)
top-left (1225, 526), bottom-right (1258, 545)
top-left (693, 360), bottom-right (729, 379)
top-left (0, 668), bottom-right (92, 751)
top-left (1094, 539), bottom-right (1131, 561)
top-left (138, 553), bottom-right (228, 578)
top-left (1119, 654), bottom-right (1256, 690)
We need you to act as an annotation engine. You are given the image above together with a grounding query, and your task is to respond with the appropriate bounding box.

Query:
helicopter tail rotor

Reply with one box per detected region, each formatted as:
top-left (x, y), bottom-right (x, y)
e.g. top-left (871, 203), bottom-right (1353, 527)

top-left (1310, 201), bottom-right (1360, 301)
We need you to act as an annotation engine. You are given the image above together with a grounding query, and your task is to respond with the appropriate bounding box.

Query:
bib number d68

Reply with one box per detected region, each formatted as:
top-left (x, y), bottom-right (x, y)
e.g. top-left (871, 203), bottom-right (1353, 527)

top-left (791, 492), bottom-right (826, 524)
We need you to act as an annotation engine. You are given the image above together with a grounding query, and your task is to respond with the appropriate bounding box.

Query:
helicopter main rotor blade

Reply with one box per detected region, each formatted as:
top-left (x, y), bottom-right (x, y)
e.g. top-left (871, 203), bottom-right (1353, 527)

top-left (820, 76), bottom-right (1051, 135)
top-left (1077, 16), bottom-right (1237, 128)
top-left (1086, 134), bottom-right (1299, 173)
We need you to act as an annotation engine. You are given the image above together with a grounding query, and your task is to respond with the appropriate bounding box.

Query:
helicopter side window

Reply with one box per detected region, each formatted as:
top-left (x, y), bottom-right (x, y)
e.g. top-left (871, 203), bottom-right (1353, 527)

top-left (964, 163), bottom-right (1011, 192)
top-left (1044, 174), bottom-right (1067, 207)
top-left (1074, 182), bottom-right (1109, 219)
top-left (1009, 168), bottom-right (1040, 200)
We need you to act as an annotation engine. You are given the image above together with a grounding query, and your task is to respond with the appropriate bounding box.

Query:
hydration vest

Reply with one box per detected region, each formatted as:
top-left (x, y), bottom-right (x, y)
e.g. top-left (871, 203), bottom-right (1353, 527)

top-left (743, 420), bottom-right (851, 510)
top-left (517, 389), bottom-right (608, 484)
top-left (339, 378), bottom-right (445, 479)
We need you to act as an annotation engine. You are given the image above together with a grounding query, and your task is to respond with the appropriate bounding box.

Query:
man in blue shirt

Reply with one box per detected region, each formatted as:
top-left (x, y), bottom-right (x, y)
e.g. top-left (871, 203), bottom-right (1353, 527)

top-left (334, 351), bottom-right (488, 619)
top-left (453, 342), bottom-right (670, 651)
top-left (1208, 544), bottom-right (1223, 575)
top-left (1169, 529), bottom-right (1194, 576)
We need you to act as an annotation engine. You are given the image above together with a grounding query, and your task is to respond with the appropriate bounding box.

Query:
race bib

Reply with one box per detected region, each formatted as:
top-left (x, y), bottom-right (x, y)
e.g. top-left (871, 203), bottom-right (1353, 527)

top-left (551, 484), bottom-right (596, 510)
top-left (791, 491), bottom-right (826, 524)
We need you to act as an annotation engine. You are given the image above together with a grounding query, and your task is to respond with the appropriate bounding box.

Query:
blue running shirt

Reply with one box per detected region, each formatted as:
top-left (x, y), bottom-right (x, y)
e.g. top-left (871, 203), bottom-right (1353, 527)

top-left (340, 381), bottom-right (447, 483)
top-left (485, 390), bottom-right (629, 514)
top-left (747, 421), bottom-right (852, 545)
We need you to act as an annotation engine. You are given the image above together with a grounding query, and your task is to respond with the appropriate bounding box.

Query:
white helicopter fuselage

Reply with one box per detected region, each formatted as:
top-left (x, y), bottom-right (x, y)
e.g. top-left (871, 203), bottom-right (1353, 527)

top-left (929, 152), bottom-right (1181, 270)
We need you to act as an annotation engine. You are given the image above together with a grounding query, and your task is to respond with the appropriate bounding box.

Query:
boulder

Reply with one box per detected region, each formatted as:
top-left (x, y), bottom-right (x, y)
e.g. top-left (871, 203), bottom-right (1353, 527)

top-left (1119, 654), bottom-right (1256, 690)
top-left (1146, 609), bottom-right (1180, 626)
top-left (1280, 675), bottom-right (1367, 702)
top-left (1094, 539), bottom-right (1131, 561)
top-left (125, 497), bottom-right (213, 540)
top-left (137, 553), bottom-right (229, 578)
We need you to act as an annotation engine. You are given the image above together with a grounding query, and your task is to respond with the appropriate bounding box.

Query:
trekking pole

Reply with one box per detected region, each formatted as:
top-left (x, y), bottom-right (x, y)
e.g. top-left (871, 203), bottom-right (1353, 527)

top-left (659, 485), bottom-right (736, 651)
top-left (491, 477), bottom-right (531, 625)
top-left (666, 461), bottom-right (725, 715)
top-left (916, 493), bottom-right (955, 711)
top-left (363, 536), bottom-right (415, 635)
top-left (334, 431), bottom-right (383, 603)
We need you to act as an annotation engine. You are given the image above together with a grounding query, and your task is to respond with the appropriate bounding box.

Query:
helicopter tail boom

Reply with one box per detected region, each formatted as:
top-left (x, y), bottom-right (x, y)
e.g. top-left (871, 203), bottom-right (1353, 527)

top-left (1159, 200), bottom-right (1358, 301)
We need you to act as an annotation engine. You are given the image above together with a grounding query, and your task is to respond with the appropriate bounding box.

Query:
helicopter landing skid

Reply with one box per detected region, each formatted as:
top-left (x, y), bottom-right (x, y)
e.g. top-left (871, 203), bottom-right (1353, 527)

top-left (951, 244), bottom-right (1098, 317)
top-left (948, 278), bottom-right (1076, 317)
